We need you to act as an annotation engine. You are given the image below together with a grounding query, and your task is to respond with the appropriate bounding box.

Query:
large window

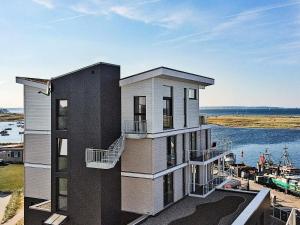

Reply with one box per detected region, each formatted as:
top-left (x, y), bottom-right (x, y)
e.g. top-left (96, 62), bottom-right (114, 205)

top-left (189, 132), bottom-right (197, 160)
top-left (57, 100), bottom-right (68, 130)
top-left (189, 89), bottom-right (197, 100)
top-left (57, 178), bottom-right (67, 211)
top-left (57, 138), bottom-right (68, 171)
top-left (163, 173), bottom-right (174, 206)
top-left (167, 135), bottom-right (176, 168)
top-left (163, 86), bottom-right (173, 129)
top-left (133, 96), bottom-right (146, 132)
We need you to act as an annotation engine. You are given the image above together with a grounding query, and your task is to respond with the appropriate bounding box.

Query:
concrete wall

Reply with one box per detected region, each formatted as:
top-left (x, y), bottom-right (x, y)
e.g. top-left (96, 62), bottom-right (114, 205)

top-left (25, 167), bottom-right (51, 199)
top-left (24, 86), bottom-right (51, 131)
top-left (152, 78), bottom-right (200, 133)
top-left (122, 176), bottom-right (154, 215)
top-left (24, 134), bottom-right (51, 164)
top-left (122, 139), bottom-right (153, 173)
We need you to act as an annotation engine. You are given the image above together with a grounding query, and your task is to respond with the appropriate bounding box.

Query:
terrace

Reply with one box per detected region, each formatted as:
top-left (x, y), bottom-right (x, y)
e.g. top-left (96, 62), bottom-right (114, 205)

top-left (140, 189), bottom-right (269, 225)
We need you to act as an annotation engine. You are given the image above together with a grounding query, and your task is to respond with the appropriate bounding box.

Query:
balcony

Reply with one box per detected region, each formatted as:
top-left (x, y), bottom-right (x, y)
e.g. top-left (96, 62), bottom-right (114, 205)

top-left (199, 115), bottom-right (208, 125)
top-left (124, 120), bottom-right (147, 139)
top-left (189, 140), bottom-right (232, 164)
top-left (190, 176), bottom-right (227, 197)
top-left (163, 115), bottom-right (173, 129)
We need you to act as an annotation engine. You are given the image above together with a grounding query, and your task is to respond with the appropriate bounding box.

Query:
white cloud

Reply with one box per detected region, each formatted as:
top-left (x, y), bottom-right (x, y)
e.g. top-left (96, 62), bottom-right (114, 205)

top-left (70, 0), bottom-right (198, 29)
top-left (32, 0), bottom-right (54, 9)
top-left (71, 3), bottom-right (98, 15)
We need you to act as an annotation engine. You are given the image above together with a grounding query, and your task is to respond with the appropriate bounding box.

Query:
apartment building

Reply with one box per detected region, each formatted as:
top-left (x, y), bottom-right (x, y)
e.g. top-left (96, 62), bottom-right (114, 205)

top-left (17, 62), bottom-right (269, 225)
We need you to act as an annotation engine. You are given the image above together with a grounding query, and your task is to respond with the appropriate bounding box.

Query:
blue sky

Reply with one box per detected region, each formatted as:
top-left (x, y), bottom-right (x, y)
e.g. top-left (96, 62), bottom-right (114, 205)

top-left (0, 0), bottom-right (299, 108)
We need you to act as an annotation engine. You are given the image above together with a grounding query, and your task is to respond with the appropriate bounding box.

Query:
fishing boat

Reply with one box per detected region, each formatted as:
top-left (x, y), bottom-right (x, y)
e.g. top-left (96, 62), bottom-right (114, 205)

top-left (224, 152), bottom-right (236, 165)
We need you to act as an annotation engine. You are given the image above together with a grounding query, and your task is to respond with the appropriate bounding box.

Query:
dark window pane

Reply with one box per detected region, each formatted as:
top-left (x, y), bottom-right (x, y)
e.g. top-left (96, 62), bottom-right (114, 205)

top-left (167, 136), bottom-right (176, 167)
top-left (58, 196), bottom-right (67, 211)
top-left (134, 96), bottom-right (146, 121)
top-left (58, 157), bottom-right (67, 171)
top-left (57, 100), bottom-right (68, 130)
top-left (58, 178), bottom-right (67, 195)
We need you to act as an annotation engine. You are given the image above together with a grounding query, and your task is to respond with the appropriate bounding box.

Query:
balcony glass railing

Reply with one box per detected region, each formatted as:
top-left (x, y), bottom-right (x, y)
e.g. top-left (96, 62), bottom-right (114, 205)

top-left (189, 141), bottom-right (232, 162)
top-left (190, 176), bottom-right (226, 196)
top-left (124, 120), bottom-right (147, 134)
top-left (163, 115), bottom-right (173, 129)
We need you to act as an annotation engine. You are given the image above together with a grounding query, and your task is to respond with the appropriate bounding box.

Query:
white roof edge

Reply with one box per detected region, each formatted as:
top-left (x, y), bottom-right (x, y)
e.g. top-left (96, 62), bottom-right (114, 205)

top-left (119, 67), bottom-right (214, 87)
top-left (16, 77), bottom-right (48, 90)
top-left (231, 188), bottom-right (270, 225)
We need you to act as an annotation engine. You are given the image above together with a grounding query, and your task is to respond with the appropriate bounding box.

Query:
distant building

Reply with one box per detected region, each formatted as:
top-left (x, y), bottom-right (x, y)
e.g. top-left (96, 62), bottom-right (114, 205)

top-left (17, 62), bottom-right (271, 225)
top-left (0, 145), bottom-right (23, 163)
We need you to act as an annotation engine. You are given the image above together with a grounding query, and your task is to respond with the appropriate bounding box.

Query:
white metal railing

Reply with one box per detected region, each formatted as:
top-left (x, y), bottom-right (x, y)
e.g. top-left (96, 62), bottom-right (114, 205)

top-left (85, 134), bottom-right (125, 169)
top-left (124, 120), bottom-right (147, 134)
top-left (189, 140), bottom-right (232, 162)
top-left (286, 208), bottom-right (300, 225)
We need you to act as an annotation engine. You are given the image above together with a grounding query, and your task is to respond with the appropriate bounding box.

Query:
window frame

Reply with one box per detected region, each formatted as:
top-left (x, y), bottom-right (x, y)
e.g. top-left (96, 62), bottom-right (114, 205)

top-left (188, 88), bottom-right (197, 100)
top-left (57, 177), bottom-right (68, 212)
top-left (56, 99), bottom-right (68, 130)
top-left (57, 138), bottom-right (68, 172)
top-left (167, 135), bottom-right (177, 168)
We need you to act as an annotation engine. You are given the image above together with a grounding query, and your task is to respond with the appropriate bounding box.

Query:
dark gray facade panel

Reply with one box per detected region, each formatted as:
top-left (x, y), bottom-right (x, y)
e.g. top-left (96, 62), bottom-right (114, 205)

top-left (24, 197), bottom-right (51, 225)
top-left (51, 63), bottom-right (121, 225)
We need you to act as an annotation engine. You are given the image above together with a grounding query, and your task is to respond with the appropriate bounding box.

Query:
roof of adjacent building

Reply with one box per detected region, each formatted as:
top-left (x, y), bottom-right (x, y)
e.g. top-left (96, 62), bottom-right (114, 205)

top-left (16, 77), bottom-right (49, 84)
top-left (120, 66), bottom-right (215, 87)
top-left (16, 76), bottom-right (50, 90)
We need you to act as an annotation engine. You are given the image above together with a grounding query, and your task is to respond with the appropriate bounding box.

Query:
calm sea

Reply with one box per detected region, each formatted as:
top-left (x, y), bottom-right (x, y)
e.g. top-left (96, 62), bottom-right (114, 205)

top-left (200, 107), bottom-right (300, 168)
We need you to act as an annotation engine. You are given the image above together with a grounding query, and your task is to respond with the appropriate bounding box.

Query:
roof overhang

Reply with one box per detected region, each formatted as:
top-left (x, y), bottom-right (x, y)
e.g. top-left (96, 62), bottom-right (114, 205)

top-left (16, 77), bottom-right (49, 90)
top-left (120, 67), bottom-right (214, 87)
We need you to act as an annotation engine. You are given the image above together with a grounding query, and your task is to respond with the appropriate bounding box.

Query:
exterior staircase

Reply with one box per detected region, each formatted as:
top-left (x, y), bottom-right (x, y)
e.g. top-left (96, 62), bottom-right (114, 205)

top-left (85, 134), bottom-right (125, 169)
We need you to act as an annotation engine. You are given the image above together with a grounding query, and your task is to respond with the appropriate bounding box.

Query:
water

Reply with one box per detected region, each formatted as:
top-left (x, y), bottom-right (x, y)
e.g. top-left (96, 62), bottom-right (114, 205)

top-left (200, 107), bottom-right (300, 116)
top-left (203, 107), bottom-right (300, 168)
top-left (0, 121), bottom-right (24, 143)
top-left (212, 126), bottom-right (300, 168)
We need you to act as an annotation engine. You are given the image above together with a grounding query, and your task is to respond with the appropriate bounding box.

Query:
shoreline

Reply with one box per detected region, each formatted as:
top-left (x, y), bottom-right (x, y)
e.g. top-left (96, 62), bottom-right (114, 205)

top-left (207, 115), bottom-right (300, 129)
top-left (0, 114), bottom-right (24, 122)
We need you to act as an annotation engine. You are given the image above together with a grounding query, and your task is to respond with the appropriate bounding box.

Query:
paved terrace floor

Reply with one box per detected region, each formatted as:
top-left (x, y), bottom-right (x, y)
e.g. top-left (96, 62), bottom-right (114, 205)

top-left (141, 190), bottom-right (256, 225)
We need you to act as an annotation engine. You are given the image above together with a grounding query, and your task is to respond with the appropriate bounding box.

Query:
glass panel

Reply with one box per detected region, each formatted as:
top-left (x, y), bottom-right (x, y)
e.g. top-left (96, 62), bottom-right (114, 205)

top-left (58, 100), bottom-right (68, 116)
top-left (58, 139), bottom-right (68, 156)
top-left (134, 96), bottom-right (146, 120)
top-left (167, 136), bottom-right (176, 167)
top-left (163, 173), bottom-right (174, 206)
top-left (58, 178), bottom-right (67, 195)
top-left (58, 157), bottom-right (67, 171)
top-left (189, 89), bottom-right (197, 99)
top-left (58, 196), bottom-right (67, 211)
top-left (57, 100), bottom-right (68, 130)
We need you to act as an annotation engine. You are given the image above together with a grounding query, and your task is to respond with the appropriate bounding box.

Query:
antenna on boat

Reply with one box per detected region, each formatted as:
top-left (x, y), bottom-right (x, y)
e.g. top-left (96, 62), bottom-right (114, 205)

top-left (280, 145), bottom-right (293, 167)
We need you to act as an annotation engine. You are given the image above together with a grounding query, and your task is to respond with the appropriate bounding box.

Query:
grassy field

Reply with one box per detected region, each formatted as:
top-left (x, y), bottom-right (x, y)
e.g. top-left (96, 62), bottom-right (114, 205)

top-left (0, 164), bottom-right (24, 192)
top-left (0, 113), bottom-right (24, 122)
top-left (207, 115), bottom-right (300, 129)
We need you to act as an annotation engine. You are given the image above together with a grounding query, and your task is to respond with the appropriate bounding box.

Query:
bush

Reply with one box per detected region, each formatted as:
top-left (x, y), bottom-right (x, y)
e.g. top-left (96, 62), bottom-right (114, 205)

top-left (1, 189), bottom-right (23, 224)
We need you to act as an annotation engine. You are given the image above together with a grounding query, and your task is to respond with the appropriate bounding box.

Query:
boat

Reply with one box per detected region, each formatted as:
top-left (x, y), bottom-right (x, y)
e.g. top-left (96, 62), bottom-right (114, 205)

top-left (4, 128), bottom-right (12, 131)
top-left (270, 175), bottom-right (300, 196)
top-left (224, 152), bottom-right (236, 165)
top-left (0, 130), bottom-right (9, 136)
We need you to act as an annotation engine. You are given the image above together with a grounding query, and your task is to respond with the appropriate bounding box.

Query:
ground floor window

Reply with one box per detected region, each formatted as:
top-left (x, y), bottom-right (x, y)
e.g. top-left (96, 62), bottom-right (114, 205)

top-left (57, 177), bottom-right (68, 211)
top-left (163, 173), bottom-right (174, 206)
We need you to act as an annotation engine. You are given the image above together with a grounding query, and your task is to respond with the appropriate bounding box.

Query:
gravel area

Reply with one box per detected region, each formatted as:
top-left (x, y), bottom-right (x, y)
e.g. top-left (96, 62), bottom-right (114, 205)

top-left (141, 190), bottom-right (255, 225)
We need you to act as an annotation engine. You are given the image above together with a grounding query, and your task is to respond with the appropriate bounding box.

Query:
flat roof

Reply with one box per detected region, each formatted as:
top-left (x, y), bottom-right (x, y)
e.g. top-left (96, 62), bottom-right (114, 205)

top-left (141, 189), bottom-right (256, 225)
top-left (120, 66), bottom-right (214, 87)
top-left (16, 77), bottom-right (49, 90)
